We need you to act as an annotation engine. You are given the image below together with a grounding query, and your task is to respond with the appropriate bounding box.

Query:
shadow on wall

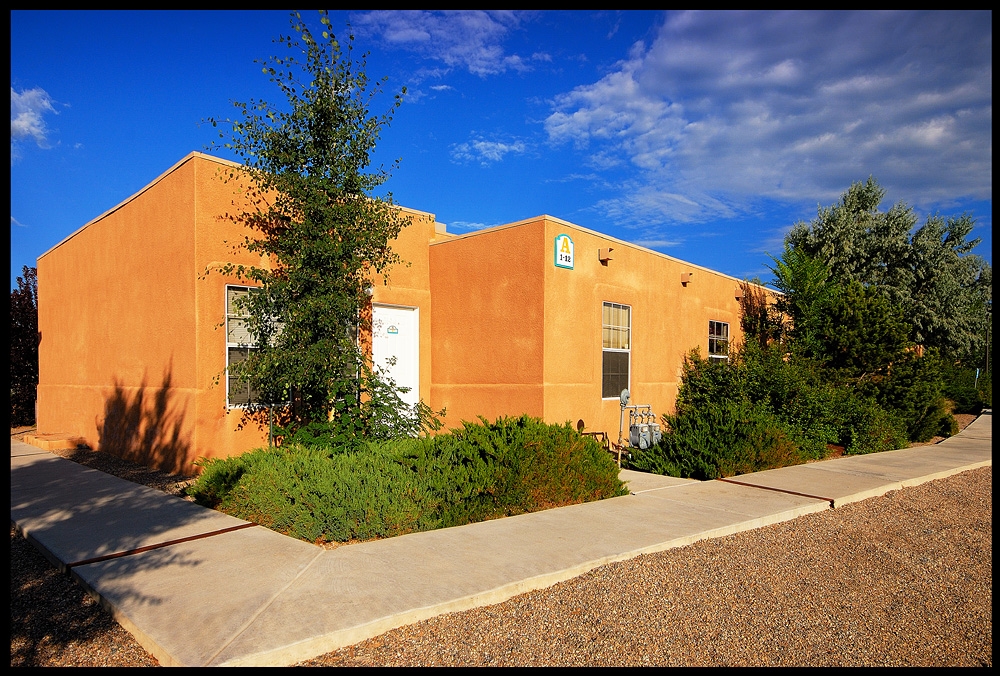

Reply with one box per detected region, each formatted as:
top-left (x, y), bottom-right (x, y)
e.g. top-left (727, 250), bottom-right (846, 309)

top-left (97, 367), bottom-right (192, 475)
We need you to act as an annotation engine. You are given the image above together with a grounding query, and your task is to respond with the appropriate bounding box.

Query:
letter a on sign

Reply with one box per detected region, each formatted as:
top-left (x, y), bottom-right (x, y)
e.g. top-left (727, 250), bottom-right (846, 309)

top-left (554, 234), bottom-right (574, 269)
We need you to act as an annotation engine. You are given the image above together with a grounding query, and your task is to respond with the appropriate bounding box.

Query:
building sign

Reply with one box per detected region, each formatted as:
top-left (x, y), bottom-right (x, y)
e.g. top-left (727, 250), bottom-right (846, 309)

top-left (554, 234), bottom-right (574, 269)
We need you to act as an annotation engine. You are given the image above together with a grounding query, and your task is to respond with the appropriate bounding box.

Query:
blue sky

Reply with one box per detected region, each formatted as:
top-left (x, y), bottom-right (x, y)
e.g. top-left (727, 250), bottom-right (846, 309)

top-left (11, 10), bottom-right (993, 291)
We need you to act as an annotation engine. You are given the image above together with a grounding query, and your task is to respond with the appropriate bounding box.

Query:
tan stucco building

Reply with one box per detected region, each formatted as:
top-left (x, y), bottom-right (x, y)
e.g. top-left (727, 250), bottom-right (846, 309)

top-left (35, 152), bottom-right (760, 473)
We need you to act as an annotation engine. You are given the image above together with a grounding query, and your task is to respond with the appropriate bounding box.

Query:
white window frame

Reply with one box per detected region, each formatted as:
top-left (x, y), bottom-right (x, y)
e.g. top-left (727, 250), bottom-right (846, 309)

top-left (226, 285), bottom-right (260, 408)
top-left (709, 320), bottom-right (730, 361)
top-left (602, 301), bottom-right (632, 399)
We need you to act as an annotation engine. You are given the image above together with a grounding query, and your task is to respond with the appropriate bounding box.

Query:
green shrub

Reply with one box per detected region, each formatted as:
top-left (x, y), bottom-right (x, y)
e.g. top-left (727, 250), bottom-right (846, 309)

top-left (627, 399), bottom-right (811, 480)
top-left (388, 416), bottom-right (627, 526)
top-left (187, 415), bottom-right (627, 543)
top-left (978, 374), bottom-right (992, 408)
top-left (711, 341), bottom-right (841, 454)
top-left (941, 363), bottom-right (989, 414)
top-left (189, 445), bottom-right (439, 542)
top-left (673, 349), bottom-right (745, 414)
top-left (871, 350), bottom-right (952, 442)
top-left (627, 338), bottom-right (925, 479)
top-left (939, 412), bottom-right (960, 438)
top-left (837, 396), bottom-right (908, 455)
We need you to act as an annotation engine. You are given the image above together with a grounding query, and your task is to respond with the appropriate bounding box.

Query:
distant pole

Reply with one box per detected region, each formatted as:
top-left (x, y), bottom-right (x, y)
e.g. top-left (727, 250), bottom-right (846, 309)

top-left (985, 307), bottom-right (991, 381)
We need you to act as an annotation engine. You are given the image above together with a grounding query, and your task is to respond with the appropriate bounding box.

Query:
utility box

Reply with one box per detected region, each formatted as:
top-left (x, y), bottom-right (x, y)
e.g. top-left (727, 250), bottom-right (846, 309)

top-left (618, 391), bottom-right (663, 452)
top-left (629, 422), bottom-right (662, 449)
top-left (629, 423), bottom-right (651, 449)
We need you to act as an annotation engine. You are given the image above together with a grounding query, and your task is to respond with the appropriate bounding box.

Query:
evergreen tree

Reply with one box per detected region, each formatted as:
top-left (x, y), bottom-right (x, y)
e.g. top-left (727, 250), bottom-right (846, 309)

top-left (11, 266), bottom-right (38, 426)
top-left (769, 249), bottom-right (908, 380)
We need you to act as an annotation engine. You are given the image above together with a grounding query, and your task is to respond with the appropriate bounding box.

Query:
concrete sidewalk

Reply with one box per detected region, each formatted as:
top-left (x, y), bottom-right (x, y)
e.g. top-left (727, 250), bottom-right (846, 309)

top-left (10, 412), bottom-right (991, 666)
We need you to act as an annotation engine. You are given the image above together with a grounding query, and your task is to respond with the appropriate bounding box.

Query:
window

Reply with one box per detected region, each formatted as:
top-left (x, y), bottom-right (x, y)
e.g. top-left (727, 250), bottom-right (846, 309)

top-left (226, 286), bottom-right (260, 407)
top-left (709, 320), bottom-right (729, 361)
top-left (602, 302), bottom-right (631, 398)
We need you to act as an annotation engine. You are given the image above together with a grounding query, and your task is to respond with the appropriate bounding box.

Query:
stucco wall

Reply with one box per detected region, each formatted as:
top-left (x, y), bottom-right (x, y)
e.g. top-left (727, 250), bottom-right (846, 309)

top-left (541, 217), bottom-right (746, 441)
top-left (429, 221), bottom-right (546, 429)
top-left (37, 155), bottom-right (201, 472)
top-left (428, 215), bottom-right (750, 442)
top-left (190, 155), bottom-right (271, 466)
top-left (37, 152), bottom-right (441, 472)
top-left (36, 151), bottom-right (769, 473)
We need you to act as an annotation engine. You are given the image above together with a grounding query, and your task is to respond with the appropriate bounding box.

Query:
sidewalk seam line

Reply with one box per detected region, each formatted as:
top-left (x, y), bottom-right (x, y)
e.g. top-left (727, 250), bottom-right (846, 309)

top-left (715, 478), bottom-right (835, 508)
top-left (65, 522), bottom-right (259, 569)
top-left (203, 546), bottom-right (326, 666)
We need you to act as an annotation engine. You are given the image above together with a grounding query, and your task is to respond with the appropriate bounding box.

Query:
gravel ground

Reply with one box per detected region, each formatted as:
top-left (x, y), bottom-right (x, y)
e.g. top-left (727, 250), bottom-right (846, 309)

top-left (10, 423), bottom-right (992, 667)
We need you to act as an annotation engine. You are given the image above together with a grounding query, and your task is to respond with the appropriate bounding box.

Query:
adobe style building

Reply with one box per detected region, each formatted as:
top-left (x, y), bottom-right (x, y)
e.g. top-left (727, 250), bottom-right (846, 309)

top-left (34, 152), bottom-right (759, 473)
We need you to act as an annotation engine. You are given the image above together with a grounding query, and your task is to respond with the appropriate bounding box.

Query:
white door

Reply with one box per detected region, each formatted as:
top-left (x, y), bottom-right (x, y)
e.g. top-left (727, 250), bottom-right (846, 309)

top-left (372, 304), bottom-right (420, 408)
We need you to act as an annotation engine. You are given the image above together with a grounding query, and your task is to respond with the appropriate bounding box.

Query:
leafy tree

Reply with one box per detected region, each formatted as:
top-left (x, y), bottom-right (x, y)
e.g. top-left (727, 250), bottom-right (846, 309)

top-left (206, 11), bottom-right (422, 438)
top-left (737, 278), bottom-right (785, 347)
top-left (11, 266), bottom-right (38, 426)
top-left (906, 213), bottom-right (992, 361)
top-left (874, 348), bottom-right (952, 442)
top-left (768, 245), bottom-right (832, 356)
top-left (784, 177), bottom-right (991, 363)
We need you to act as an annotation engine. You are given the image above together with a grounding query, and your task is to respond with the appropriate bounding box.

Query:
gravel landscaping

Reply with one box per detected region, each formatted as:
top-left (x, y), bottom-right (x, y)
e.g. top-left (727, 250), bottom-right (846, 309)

top-left (10, 422), bottom-right (991, 667)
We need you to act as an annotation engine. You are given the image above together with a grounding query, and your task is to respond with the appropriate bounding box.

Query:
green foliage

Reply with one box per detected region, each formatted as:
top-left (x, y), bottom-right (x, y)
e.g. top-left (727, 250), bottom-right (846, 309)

top-left (837, 396), bottom-right (908, 456)
top-left (769, 248), bottom-right (910, 378)
top-left (738, 278), bottom-right (785, 347)
top-left (941, 361), bottom-right (991, 414)
top-left (977, 363), bottom-right (992, 408)
top-left (187, 415), bottom-right (627, 543)
top-left (276, 363), bottom-right (444, 450)
top-left (629, 347), bottom-right (832, 480)
top-left (632, 177), bottom-right (988, 481)
top-left (906, 214), bottom-right (991, 360)
top-left (872, 349), bottom-right (952, 443)
top-left (205, 10), bottom-right (415, 437)
top-left (784, 176), bottom-right (991, 363)
top-left (629, 397), bottom-right (807, 480)
top-left (768, 245), bottom-right (832, 338)
top-left (804, 279), bottom-right (910, 377)
top-left (627, 338), bottom-right (920, 480)
top-left (189, 444), bottom-right (436, 542)
top-left (10, 266), bottom-right (38, 427)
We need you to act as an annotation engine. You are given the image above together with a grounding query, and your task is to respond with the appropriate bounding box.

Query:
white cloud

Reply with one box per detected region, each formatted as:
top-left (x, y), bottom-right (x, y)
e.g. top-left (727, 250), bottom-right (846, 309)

top-left (447, 220), bottom-right (496, 232)
top-left (352, 10), bottom-right (532, 77)
top-left (545, 10), bottom-right (993, 225)
top-left (11, 86), bottom-right (57, 160)
top-left (451, 135), bottom-right (527, 165)
top-left (632, 238), bottom-right (682, 249)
